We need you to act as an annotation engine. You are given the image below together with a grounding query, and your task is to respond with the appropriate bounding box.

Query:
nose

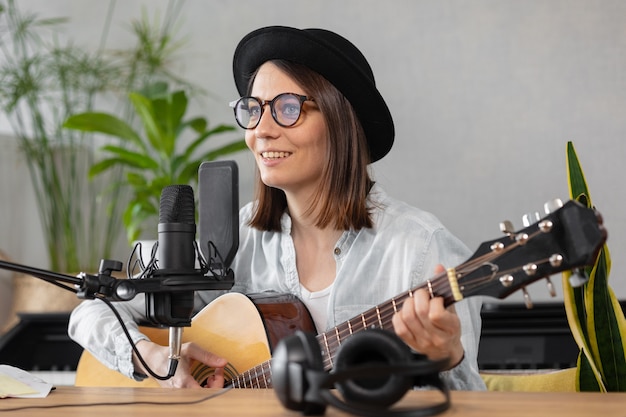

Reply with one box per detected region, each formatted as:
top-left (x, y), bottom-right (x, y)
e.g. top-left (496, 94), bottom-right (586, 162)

top-left (254, 103), bottom-right (278, 137)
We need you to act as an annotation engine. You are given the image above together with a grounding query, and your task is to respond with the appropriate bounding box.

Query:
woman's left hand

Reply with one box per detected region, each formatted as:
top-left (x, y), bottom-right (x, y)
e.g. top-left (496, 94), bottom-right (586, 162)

top-left (391, 265), bottom-right (464, 370)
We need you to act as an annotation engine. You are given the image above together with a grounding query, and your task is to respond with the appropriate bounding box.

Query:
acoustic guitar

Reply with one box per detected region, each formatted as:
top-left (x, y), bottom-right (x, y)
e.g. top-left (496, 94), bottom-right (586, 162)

top-left (75, 200), bottom-right (606, 388)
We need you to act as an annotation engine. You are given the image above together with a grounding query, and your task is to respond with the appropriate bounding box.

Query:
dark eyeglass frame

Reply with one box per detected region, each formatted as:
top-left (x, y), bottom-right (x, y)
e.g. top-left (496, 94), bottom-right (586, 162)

top-left (229, 92), bottom-right (314, 129)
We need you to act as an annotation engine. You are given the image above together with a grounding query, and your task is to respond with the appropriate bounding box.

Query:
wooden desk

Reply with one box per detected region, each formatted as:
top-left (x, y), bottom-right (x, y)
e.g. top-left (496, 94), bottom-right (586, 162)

top-left (1, 387), bottom-right (625, 417)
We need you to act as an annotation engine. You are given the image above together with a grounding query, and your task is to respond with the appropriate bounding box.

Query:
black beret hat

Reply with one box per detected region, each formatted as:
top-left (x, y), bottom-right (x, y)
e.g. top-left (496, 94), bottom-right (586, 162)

top-left (233, 26), bottom-right (395, 163)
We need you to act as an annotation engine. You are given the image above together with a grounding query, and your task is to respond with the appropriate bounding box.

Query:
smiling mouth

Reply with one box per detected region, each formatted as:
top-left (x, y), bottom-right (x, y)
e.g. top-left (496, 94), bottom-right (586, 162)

top-left (261, 151), bottom-right (291, 159)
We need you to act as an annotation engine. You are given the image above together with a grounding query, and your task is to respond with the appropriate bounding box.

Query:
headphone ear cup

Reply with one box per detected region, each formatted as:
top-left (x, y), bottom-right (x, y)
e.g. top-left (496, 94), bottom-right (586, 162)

top-left (334, 329), bottom-right (414, 408)
top-left (271, 331), bottom-right (327, 415)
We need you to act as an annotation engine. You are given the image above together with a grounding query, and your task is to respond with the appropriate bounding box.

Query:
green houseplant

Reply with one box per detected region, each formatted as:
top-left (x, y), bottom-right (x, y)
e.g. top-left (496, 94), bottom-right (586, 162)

top-left (0, 0), bottom-right (121, 272)
top-left (0, 0), bottom-right (194, 271)
top-left (481, 143), bottom-right (626, 393)
top-left (63, 81), bottom-right (247, 243)
top-left (562, 141), bottom-right (626, 391)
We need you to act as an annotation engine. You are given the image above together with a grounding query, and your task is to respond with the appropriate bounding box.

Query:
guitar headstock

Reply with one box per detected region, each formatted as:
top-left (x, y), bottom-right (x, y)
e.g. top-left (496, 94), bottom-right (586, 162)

top-left (457, 199), bottom-right (607, 304)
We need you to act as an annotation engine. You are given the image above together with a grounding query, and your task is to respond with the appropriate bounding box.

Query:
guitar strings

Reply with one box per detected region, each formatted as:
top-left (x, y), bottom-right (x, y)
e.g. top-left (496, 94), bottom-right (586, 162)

top-left (229, 361), bottom-right (273, 388)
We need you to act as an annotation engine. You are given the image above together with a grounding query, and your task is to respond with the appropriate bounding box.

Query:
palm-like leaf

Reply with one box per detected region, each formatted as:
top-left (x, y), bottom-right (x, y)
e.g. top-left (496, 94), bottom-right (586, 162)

top-left (63, 113), bottom-right (145, 150)
top-left (64, 83), bottom-right (246, 242)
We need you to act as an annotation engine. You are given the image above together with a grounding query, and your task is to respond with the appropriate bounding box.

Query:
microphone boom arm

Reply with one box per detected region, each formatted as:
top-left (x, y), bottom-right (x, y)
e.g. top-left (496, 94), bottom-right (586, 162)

top-left (0, 258), bottom-right (234, 302)
top-left (0, 259), bottom-right (82, 287)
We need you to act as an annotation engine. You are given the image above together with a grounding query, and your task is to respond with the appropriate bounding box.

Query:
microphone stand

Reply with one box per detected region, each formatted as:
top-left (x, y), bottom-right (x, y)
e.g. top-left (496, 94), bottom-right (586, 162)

top-left (0, 254), bottom-right (234, 381)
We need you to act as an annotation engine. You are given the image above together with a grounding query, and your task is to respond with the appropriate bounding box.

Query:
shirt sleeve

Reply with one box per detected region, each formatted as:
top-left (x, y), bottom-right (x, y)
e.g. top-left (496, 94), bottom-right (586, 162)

top-left (68, 295), bottom-right (150, 380)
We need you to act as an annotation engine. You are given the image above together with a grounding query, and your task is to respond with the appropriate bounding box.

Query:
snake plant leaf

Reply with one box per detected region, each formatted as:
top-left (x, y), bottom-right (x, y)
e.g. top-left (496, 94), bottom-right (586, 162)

top-left (576, 352), bottom-right (602, 391)
top-left (563, 266), bottom-right (605, 391)
top-left (566, 141), bottom-right (590, 201)
top-left (564, 141), bottom-right (626, 392)
top-left (590, 249), bottom-right (626, 391)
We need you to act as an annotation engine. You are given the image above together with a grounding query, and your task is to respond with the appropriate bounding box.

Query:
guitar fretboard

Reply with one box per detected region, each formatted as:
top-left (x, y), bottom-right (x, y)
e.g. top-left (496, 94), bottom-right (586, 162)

top-left (315, 273), bottom-right (459, 373)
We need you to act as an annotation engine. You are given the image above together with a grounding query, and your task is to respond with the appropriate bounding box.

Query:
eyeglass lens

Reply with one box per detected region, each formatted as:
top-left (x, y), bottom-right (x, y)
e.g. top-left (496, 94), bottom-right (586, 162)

top-left (234, 93), bottom-right (305, 129)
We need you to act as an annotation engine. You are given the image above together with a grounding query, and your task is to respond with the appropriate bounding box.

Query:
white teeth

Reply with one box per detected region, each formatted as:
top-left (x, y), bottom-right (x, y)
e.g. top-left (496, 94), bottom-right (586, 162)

top-left (261, 151), bottom-right (291, 159)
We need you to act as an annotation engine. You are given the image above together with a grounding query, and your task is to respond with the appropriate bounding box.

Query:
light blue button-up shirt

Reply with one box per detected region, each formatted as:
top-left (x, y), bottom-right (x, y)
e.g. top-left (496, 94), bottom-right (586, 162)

top-left (69, 184), bottom-right (486, 390)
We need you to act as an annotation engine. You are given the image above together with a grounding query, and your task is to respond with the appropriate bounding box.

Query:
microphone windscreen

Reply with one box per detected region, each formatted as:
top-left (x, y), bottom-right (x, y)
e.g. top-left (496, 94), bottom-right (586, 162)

top-left (159, 185), bottom-right (195, 224)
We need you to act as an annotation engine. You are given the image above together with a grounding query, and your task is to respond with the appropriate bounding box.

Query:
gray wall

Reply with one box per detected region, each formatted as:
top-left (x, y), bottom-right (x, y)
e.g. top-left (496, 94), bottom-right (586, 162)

top-left (1, 0), bottom-right (625, 305)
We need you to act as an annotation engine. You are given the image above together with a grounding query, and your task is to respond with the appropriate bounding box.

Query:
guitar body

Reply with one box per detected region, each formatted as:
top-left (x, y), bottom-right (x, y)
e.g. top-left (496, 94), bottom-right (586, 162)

top-left (75, 292), bottom-right (315, 387)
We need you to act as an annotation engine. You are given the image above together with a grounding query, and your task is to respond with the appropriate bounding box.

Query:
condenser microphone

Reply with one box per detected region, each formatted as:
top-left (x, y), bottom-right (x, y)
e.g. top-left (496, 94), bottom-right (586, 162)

top-left (146, 184), bottom-right (197, 376)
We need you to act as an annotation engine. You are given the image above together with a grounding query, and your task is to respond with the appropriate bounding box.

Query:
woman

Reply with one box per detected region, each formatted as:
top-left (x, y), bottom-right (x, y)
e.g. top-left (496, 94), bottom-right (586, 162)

top-left (69, 26), bottom-right (485, 391)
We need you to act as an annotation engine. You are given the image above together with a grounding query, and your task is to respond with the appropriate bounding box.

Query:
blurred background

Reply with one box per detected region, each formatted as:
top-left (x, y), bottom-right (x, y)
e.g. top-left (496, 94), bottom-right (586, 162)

top-left (1, 0), bottom-right (624, 309)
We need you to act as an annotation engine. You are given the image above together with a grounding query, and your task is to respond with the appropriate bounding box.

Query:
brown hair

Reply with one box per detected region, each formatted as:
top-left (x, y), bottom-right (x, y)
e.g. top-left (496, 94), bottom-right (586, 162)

top-left (248, 60), bottom-right (373, 232)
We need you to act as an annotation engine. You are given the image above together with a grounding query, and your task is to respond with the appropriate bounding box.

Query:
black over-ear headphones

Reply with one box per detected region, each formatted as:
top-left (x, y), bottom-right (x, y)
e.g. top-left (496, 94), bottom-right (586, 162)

top-left (272, 329), bottom-right (451, 417)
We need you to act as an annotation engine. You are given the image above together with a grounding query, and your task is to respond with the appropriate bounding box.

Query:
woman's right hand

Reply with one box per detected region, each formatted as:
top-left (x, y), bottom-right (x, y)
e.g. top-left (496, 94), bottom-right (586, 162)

top-left (133, 340), bottom-right (228, 388)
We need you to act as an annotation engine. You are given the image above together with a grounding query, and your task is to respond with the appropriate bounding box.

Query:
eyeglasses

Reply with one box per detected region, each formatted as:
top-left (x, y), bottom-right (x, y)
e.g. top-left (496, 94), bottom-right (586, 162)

top-left (229, 93), bottom-right (314, 129)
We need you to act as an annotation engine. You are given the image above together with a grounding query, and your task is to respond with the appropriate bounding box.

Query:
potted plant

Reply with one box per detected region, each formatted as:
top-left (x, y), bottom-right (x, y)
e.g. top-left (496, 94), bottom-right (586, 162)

top-left (0, 0), bottom-right (120, 272)
top-left (481, 144), bottom-right (626, 392)
top-left (562, 141), bottom-right (626, 391)
top-left (63, 81), bottom-right (247, 244)
top-left (0, 0), bottom-right (195, 272)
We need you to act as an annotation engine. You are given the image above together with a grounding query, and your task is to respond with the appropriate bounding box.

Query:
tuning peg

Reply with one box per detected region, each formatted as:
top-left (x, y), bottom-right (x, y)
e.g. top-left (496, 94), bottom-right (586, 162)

top-left (500, 220), bottom-right (515, 236)
top-left (522, 211), bottom-right (540, 227)
top-left (522, 287), bottom-right (533, 309)
top-left (523, 263), bottom-right (538, 275)
top-left (543, 199), bottom-right (564, 214)
top-left (546, 277), bottom-right (557, 297)
top-left (568, 268), bottom-right (589, 288)
top-left (549, 254), bottom-right (563, 267)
